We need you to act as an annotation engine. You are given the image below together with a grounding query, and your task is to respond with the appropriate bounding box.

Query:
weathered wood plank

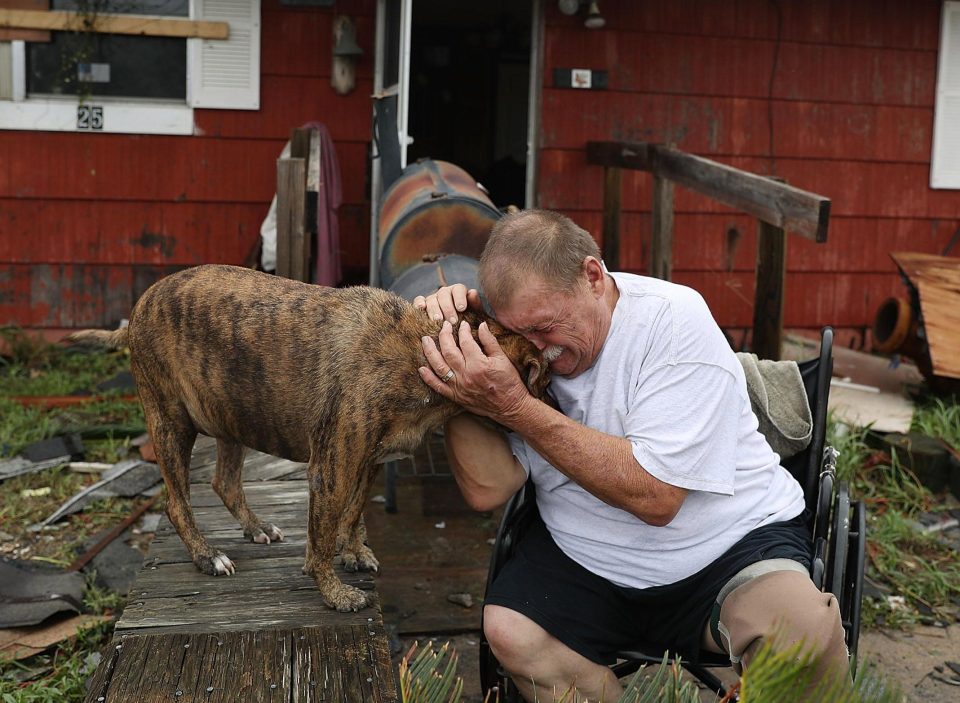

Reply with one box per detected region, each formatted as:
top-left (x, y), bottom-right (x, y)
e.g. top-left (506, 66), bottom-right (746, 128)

top-left (586, 140), bottom-right (831, 242)
top-left (92, 444), bottom-right (397, 701)
top-left (191, 452), bottom-right (306, 483)
top-left (890, 252), bottom-right (960, 380)
top-left (277, 158), bottom-right (308, 282)
top-left (601, 166), bottom-right (622, 270)
top-left (650, 174), bottom-right (674, 280)
top-left (0, 9), bottom-right (229, 39)
top-left (83, 640), bottom-right (122, 703)
top-left (753, 219), bottom-right (787, 360)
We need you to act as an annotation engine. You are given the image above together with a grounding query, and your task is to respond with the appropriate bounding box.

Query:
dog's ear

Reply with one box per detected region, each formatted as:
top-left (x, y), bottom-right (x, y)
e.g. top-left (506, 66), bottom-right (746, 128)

top-left (523, 354), bottom-right (550, 398)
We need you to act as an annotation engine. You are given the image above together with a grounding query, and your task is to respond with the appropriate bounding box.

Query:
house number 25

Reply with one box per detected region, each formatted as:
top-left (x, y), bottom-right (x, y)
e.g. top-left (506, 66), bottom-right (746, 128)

top-left (77, 105), bottom-right (104, 130)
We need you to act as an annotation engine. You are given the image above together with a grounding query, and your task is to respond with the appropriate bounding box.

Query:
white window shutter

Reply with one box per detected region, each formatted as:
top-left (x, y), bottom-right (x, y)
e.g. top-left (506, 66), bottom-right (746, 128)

top-left (188, 0), bottom-right (261, 110)
top-left (932, 2), bottom-right (960, 188)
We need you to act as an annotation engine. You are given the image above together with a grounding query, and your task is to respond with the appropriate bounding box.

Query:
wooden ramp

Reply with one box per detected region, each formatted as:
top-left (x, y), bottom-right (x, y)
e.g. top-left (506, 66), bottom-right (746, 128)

top-left (85, 438), bottom-right (398, 702)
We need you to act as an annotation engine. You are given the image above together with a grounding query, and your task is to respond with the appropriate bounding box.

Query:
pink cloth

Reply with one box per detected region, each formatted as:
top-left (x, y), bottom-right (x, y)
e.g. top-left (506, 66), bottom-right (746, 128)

top-left (302, 122), bottom-right (342, 287)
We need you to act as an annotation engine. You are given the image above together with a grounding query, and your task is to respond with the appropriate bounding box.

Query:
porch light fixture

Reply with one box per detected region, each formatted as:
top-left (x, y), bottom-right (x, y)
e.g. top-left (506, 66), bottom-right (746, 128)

top-left (584, 2), bottom-right (606, 29)
top-left (558, 1), bottom-right (606, 29)
top-left (332, 15), bottom-right (363, 95)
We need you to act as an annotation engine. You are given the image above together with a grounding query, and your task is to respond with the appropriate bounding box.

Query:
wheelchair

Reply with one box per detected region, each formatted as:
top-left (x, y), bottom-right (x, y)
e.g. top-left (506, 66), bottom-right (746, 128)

top-left (479, 327), bottom-right (866, 700)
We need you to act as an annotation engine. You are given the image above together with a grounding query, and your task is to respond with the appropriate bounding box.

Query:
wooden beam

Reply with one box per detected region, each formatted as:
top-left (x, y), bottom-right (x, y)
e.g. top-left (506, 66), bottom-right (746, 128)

top-left (586, 141), bottom-right (830, 243)
top-left (752, 219), bottom-right (787, 360)
top-left (587, 141), bottom-right (652, 172)
top-left (601, 166), bottom-right (621, 271)
top-left (0, 0), bottom-right (50, 42)
top-left (0, 9), bottom-right (229, 39)
top-left (290, 128), bottom-right (313, 279)
top-left (650, 175), bottom-right (674, 280)
top-left (276, 158), bottom-right (307, 282)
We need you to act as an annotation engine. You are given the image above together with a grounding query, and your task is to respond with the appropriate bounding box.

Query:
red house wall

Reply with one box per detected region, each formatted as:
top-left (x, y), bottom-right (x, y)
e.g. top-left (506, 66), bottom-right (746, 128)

top-left (538, 0), bottom-right (960, 348)
top-left (0, 0), bottom-right (374, 339)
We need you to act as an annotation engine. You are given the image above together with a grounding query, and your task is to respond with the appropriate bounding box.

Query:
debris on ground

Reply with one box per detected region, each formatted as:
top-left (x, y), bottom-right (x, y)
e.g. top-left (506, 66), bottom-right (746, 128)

top-left (38, 459), bottom-right (160, 527)
top-left (0, 454), bottom-right (71, 482)
top-left (446, 592), bottom-right (474, 609)
top-left (21, 434), bottom-right (85, 463)
top-left (82, 529), bottom-right (144, 595)
top-left (68, 461), bottom-right (113, 474)
top-left (0, 559), bottom-right (85, 628)
top-left (0, 614), bottom-right (110, 662)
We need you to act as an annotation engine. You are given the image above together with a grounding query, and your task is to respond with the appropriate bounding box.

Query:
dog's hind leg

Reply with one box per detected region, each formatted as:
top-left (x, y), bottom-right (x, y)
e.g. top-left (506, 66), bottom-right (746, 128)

top-left (336, 467), bottom-right (380, 574)
top-left (212, 439), bottom-right (284, 544)
top-left (141, 391), bottom-right (235, 576)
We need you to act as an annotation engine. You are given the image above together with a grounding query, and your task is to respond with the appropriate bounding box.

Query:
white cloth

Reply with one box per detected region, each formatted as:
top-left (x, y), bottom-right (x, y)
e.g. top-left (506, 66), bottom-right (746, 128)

top-left (508, 272), bottom-right (805, 590)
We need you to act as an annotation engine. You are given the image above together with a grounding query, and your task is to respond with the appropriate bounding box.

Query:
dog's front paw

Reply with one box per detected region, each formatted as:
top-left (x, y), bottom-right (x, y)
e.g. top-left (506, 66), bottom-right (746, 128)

top-left (247, 522), bottom-right (284, 544)
top-left (341, 545), bottom-right (380, 574)
top-left (322, 582), bottom-right (370, 612)
top-left (195, 551), bottom-right (235, 576)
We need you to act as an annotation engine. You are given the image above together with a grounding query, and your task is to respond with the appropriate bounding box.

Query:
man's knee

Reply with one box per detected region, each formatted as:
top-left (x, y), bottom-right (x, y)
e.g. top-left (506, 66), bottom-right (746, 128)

top-left (483, 605), bottom-right (544, 669)
top-left (719, 570), bottom-right (847, 665)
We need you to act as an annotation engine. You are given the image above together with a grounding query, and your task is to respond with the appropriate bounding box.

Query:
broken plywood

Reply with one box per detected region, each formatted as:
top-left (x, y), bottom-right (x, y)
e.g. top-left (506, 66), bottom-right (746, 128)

top-left (891, 252), bottom-right (960, 380)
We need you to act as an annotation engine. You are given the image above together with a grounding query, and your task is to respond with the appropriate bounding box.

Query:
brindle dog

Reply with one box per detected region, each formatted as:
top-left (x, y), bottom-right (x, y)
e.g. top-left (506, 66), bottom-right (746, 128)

top-left (68, 264), bottom-right (549, 611)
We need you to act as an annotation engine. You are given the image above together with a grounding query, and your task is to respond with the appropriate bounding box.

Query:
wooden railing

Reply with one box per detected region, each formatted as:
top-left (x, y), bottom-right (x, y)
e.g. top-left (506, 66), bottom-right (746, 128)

top-left (586, 141), bottom-right (831, 360)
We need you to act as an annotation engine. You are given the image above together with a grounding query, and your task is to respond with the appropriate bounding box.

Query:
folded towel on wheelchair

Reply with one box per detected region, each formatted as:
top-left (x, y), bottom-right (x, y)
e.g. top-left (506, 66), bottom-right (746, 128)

top-left (737, 353), bottom-right (813, 460)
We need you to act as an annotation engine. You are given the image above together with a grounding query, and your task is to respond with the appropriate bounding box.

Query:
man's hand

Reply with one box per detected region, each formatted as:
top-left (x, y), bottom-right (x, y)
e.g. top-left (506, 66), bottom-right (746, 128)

top-left (413, 284), bottom-right (483, 325)
top-left (419, 319), bottom-right (531, 424)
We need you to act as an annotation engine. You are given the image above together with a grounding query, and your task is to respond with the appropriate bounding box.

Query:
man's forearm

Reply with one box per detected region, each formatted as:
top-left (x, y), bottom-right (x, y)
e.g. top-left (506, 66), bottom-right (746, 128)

top-left (444, 414), bottom-right (527, 511)
top-left (501, 397), bottom-right (686, 525)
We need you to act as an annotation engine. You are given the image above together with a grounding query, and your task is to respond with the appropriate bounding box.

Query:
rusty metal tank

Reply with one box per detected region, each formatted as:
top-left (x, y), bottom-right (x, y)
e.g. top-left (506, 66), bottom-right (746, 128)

top-left (388, 254), bottom-right (480, 304)
top-left (378, 159), bottom-right (501, 288)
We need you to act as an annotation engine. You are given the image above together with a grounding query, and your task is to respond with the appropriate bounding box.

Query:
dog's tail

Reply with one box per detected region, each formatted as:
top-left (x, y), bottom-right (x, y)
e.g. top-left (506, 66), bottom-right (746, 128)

top-left (64, 328), bottom-right (129, 349)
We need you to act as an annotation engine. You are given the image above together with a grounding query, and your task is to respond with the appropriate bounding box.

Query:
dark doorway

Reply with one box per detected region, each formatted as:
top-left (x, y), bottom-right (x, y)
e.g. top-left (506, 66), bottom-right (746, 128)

top-left (407, 0), bottom-right (532, 211)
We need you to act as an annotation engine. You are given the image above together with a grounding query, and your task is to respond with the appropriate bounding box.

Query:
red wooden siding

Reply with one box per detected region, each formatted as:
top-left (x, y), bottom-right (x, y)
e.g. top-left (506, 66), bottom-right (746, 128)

top-left (538, 0), bottom-right (960, 346)
top-left (0, 0), bottom-right (374, 337)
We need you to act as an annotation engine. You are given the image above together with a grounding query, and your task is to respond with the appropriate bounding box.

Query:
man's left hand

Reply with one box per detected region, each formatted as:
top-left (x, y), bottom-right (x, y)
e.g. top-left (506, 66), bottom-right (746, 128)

top-left (419, 320), bottom-right (531, 423)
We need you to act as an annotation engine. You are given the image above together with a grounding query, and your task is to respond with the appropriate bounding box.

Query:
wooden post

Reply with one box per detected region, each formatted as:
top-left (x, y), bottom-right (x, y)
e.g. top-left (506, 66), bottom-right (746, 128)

top-left (650, 174), bottom-right (674, 280)
top-left (276, 158), bottom-right (306, 281)
top-left (601, 166), bottom-right (621, 270)
top-left (289, 128), bottom-right (313, 279)
top-left (752, 219), bottom-right (787, 360)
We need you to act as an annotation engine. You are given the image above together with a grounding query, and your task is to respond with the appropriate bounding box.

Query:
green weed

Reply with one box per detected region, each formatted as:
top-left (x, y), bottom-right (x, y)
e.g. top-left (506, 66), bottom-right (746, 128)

top-left (0, 619), bottom-right (113, 703)
top-left (828, 416), bottom-right (960, 629)
top-left (911, 396), bottom-right (960, 450)
top-left (0, 327), bottom-right (130, 398)
top-left (0, 398), bottom-right (63, 458)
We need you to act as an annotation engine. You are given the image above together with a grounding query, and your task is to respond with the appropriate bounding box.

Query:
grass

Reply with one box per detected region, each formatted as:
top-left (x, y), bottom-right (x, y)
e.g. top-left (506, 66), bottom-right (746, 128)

top-left (0, 606), bottom-right (117, 703)
top-left (911, 396), bottom-right (960, 449)
top-left (0, 326), bottom-right (131, 398)
top-left (0, 464), bottom-right (140, 565)
top-left (828, 416), bottom-right (960, 629)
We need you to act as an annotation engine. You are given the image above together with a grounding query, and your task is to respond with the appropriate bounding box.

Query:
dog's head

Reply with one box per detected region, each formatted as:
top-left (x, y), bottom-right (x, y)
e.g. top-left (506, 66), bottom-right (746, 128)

top-left (473, 314), bottom-right (551, 399)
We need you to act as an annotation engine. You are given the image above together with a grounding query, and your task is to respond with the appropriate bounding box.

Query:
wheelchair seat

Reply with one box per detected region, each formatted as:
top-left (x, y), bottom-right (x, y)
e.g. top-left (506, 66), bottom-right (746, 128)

top-left (478, 327), bottom-right (866, 700)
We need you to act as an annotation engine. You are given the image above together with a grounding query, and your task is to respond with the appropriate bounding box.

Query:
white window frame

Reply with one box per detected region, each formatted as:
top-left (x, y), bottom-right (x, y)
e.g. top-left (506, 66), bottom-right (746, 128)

top-left (932, 1), bottom-right (960, 188)
top-left (0, 0), bottom-right (259, 136)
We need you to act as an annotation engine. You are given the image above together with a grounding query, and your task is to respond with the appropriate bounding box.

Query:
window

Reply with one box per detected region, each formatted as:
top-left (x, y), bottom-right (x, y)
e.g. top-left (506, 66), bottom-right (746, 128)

top-left (932, 1), bottom-right (960, 188)
top-left (0, 0), bottom-right (260, 135)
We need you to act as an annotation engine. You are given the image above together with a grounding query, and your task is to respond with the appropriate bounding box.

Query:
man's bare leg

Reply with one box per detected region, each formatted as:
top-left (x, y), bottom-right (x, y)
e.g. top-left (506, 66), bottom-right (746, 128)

top-left (484, 605), bottom-right (622, 702)
top-left (701, 570), bottom-right (850, 690)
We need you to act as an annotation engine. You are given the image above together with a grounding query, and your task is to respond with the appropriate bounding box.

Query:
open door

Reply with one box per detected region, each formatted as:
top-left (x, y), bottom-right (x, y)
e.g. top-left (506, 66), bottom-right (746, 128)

top-left (369, 0), bottom-right (543, 287)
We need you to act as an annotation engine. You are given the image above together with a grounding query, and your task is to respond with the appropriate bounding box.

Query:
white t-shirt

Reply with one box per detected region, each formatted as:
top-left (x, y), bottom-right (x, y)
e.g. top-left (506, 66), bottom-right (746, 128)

top-left (508, 272), bottom-right (805, 590)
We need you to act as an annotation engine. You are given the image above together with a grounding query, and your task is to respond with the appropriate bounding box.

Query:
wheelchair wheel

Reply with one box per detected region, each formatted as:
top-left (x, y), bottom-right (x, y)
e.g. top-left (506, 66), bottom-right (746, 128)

top-left (844, 500), bottom-right (866, 672)
top-left (827, 483), bottom-right (851, 599)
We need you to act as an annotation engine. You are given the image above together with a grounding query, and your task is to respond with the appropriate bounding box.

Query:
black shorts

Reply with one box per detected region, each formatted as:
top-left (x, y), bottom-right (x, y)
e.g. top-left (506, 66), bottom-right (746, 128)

top-left (484, 512), bottom-right (812, 665)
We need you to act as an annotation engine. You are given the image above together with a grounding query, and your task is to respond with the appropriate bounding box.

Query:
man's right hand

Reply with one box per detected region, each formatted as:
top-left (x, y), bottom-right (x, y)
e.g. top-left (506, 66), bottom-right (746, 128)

top-left (413, 284), bottom-right (483, 325)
